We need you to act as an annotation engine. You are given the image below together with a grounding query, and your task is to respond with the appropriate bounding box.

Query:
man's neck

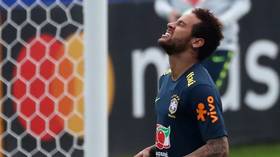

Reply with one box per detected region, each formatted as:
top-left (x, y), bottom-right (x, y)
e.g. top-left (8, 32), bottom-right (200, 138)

top-left (169, 53), bottom-right (197, 81)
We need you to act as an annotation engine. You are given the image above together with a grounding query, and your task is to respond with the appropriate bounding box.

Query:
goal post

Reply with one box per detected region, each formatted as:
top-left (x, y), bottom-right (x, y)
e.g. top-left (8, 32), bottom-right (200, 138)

top-left (84, 0), bottom-right (108, 157)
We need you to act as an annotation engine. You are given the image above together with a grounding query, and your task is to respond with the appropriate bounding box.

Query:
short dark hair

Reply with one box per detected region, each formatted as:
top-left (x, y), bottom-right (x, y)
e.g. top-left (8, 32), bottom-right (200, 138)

top-left (191, 8), bottom-right (223, 61)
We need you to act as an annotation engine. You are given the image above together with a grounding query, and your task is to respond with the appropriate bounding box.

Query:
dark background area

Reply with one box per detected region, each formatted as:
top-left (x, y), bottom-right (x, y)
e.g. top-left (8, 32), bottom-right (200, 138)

top-left (108, 0), bottom-right (280, 156)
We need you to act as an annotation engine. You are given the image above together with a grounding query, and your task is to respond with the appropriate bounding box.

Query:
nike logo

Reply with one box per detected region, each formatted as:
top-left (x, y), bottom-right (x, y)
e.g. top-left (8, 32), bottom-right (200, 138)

top-left (155, 97), bottom-right (160, 103)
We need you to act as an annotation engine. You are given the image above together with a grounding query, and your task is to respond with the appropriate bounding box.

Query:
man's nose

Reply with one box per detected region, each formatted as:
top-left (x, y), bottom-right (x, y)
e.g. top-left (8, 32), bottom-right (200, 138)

top-left (167, 22), bottom-right (175, 29)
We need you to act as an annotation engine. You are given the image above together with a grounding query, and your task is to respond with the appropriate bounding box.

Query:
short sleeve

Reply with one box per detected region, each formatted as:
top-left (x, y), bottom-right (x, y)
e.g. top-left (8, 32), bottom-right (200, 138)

top-left (189, 84), bottom-right (228, 141)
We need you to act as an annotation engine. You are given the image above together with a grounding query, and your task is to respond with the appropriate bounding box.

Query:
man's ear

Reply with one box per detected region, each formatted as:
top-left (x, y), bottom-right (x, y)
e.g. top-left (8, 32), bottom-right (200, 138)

top-left (191, 38), bottom-right (205, 49)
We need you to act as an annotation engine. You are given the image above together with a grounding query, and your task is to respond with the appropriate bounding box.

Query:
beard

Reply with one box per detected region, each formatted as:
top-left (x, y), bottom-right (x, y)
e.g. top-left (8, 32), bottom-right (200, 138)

top-left (158, 37), bottom-right (189, 55)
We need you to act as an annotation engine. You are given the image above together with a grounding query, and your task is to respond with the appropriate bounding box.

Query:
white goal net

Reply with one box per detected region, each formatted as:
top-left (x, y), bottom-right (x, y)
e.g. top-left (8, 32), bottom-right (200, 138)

top-left (0, 1), bottom-right (89, 156)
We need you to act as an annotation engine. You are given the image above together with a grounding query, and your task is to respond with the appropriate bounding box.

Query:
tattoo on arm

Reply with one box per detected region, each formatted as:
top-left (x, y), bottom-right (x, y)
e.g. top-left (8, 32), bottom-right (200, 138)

top-left (205, 137), bottom-right (229, 157)
top-left (184, 136), bottom-right (229, 157)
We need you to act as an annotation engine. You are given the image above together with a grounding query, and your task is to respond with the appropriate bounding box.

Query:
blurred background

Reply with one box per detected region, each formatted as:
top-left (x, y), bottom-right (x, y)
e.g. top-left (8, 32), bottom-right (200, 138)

top-left (1, 0), bottom-right (280, 157)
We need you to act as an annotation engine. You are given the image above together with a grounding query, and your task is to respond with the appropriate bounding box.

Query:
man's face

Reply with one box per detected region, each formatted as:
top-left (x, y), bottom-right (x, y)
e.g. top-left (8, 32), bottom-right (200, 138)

top-left (158, 12), bottom-right (201, 55)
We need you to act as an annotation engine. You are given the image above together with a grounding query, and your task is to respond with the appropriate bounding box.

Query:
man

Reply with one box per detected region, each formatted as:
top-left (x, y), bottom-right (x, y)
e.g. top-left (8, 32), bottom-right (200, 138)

top-left (154, 0), bottom-right (251, 89)
top-left (134, 9), bottom-right (228, 157)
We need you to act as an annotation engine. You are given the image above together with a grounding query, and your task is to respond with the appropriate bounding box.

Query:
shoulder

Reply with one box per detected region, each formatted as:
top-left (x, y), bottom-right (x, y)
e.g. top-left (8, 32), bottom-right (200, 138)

top-left (189, 84), bottom-right (217, 96)
top-left (184, 64), bottom-right (214, 89)
top-left (162, 68), bottom-right (171, 76)
top-left (180, 65), bottom-right (219, 101)
top-left (182, 83), bottom-right (217, 99)
top-left (159, 69), bottom-right (171, 87)
top-left (160, 68), bottom-right (171, 80)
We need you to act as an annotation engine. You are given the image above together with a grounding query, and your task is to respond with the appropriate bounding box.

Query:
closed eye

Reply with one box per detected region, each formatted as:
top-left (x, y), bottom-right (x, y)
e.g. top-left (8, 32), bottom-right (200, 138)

top-left (176, 20), bottom-right (186, 27)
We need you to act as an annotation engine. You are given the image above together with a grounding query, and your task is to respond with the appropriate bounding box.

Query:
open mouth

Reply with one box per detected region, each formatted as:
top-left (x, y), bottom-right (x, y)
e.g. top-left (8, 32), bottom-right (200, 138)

top-left (161, 32), bottom-right (171, 39)
top-left (161, 30), bottom-right (172, 38)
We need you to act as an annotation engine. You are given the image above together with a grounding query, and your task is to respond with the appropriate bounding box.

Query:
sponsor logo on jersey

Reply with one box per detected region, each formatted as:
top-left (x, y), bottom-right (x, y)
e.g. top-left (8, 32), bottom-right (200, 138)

top-left (196, 96), bottom-right (219, 123)
top-left (207, 96), bottom-right (218, 123)
top-left (196, 103), bottom-right (207, 122)
top-left (155, 97), bottom-right (160, 103)
top-left (156, 124), bottom-right (171, 150)
top-left (155, 151), bottom-right (168, 157)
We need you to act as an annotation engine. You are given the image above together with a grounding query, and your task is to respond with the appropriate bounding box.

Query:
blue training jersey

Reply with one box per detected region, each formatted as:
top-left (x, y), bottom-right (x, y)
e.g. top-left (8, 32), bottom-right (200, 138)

top-left (154, 63), bottom-right (228, 157)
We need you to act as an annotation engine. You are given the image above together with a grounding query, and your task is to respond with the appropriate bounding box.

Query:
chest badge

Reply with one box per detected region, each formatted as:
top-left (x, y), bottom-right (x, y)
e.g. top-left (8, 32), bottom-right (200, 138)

top-left (168, 95), bottom-right (180, 118)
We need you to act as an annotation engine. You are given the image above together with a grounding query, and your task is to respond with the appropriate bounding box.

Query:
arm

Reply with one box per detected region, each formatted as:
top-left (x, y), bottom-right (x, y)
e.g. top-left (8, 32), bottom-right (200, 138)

top-left (218, 0), bottom-right (251, 26)
top-left (184, 136), bottom-right (229, 157)
top-left (154, 0), bottom-right (174, 20)
top-left (154, 0), bottom-right (181, 22)
top-left (185, 84), bottom-right (229, 157)
top-left (134, 145), bottom-right (156, 157)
